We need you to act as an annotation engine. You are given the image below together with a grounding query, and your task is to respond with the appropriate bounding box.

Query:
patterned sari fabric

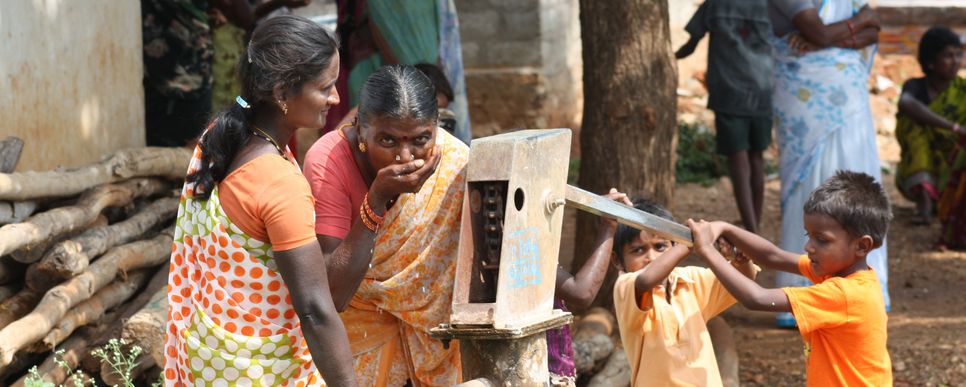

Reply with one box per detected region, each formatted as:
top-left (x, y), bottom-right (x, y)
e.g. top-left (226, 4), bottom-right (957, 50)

top-left (340, 131), bottom-right (468, 386)
top-left (770, 0), bottom-right (890, 321)
top-left (926, 78), bottom-right (966, 249)
top-left (896, 77), bottom-right (966, 201)
top-left (164, 147), bottom-right (326, 386)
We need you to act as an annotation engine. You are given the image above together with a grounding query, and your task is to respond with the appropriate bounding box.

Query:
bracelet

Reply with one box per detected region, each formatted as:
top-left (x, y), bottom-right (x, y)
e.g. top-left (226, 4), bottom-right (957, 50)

top-left (363, 193), bottom-right (385, 223)
top-left (846, 20), bottom-right (857, 48)
top-left (359, 205), bottom-right (379, 232)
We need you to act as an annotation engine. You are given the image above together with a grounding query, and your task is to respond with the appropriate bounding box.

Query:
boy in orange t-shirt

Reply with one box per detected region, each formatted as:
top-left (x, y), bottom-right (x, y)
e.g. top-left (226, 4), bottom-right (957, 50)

top-left (689, 171), bottom-right (893, 386)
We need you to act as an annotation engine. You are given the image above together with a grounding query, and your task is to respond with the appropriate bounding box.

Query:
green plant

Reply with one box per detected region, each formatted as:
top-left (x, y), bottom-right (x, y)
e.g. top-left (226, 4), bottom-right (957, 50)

top-left (23, 349), bottom-right (95, 387)
top-left (676, 122), bottom-right (726, 186)
top-left (90, 339), bottom-right (143, 387)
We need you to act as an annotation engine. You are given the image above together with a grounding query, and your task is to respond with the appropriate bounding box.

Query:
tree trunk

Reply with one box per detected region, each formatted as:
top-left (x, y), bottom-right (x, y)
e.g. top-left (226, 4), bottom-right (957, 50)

top-left (574, 0), bottom-right (677, 309)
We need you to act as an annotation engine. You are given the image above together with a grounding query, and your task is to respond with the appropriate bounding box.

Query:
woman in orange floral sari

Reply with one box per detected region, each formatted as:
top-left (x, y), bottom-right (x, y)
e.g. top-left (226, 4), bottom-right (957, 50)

top-left (303, 65), bottom-right (466, 386)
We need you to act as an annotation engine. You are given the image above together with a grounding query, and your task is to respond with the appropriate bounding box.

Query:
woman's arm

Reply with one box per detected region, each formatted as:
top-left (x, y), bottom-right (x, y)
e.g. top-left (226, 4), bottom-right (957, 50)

top-left (274, 244), bottom-right (358, 386)
top-left (210, 0), bottom-right (255, 31)
top-left (833, 26), bottom-right (879, 49)
top-left (792, 5), bottom-right (879, 48)
top-left (898, 91), bottom-right (962, 132)
top-left (322, 149), bottom-right (443, 311)
top-left (254, 0), bottom-right (310, 20)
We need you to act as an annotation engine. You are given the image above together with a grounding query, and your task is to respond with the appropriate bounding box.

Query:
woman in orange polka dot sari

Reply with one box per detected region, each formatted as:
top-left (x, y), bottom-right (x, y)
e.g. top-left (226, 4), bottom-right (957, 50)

top-left (164, 16), bottom-right (356, 387)
top-left (303, 65), bottom-right (466, 386)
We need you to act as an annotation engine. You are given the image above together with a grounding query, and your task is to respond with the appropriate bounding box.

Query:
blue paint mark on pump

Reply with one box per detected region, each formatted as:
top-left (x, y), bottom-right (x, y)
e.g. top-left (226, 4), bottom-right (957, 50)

top-left (505, 227), bottom-right (542, 289)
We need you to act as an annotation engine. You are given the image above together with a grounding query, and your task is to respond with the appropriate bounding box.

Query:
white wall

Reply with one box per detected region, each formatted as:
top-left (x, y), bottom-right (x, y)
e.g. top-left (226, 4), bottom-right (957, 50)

top-left (0, 1), bottom-right (144, 172)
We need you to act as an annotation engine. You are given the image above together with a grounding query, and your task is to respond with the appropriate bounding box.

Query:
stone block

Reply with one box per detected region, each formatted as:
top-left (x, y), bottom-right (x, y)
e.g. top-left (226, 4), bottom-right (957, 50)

top-left (459, 9), bottom-right (500, 42)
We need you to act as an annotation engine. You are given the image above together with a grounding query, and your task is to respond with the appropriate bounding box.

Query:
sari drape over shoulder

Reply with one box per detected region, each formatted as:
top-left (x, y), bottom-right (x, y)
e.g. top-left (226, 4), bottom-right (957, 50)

top-left (165, 146), bottom-right (328, 386)
top-left (341, 130), bottom-right (468, 386)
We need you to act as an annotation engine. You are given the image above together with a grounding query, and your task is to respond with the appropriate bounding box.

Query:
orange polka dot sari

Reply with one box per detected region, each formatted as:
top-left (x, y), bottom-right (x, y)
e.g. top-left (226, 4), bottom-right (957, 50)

top-left (340, 130), bottom-right (468, 386)
top-left (164, 146), bottom-right (326, 387)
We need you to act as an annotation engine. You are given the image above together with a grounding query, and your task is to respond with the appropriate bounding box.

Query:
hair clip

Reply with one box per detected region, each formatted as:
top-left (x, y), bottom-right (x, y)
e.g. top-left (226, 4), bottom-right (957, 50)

top-left (236, 96), bottom-right (251, 109)
top-left (247, 43), bottom-right (253, 63)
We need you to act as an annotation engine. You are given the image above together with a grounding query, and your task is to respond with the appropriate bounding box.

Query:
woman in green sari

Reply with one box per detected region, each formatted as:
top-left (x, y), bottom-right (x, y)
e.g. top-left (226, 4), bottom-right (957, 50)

top-left (895, 27), bottom-right (966, 246)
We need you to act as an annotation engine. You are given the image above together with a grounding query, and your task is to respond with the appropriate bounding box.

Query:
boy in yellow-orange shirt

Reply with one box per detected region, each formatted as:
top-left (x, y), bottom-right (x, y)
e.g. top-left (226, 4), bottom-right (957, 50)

top-left (613, 199), bottom-right (757, 386)
top-left (689, 171), bottom-right (892, 386)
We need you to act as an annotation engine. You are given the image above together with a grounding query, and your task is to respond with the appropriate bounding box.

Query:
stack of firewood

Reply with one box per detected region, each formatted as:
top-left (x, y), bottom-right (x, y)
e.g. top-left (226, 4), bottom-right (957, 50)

top-left (573, 307), bottom-right (631, 387)
top-left (0, 137), bottom-right (190, 386)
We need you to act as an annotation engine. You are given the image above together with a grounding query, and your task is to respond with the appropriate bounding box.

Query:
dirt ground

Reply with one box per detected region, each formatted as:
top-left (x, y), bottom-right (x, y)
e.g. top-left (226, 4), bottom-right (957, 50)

top-left (665, 162), bottom-right (966, 386)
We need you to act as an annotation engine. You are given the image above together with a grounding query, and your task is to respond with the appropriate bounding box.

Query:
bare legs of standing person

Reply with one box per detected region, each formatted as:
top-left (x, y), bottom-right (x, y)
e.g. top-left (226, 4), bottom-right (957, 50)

top-left (728, 150), bottom-right (765, 234)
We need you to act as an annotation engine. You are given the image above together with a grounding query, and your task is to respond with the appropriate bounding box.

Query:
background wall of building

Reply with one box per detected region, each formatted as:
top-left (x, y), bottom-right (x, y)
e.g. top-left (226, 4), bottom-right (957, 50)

top-left (0, 1), bottom-right (145, 172)
top-left (456, 0), bottom-right (583, 137)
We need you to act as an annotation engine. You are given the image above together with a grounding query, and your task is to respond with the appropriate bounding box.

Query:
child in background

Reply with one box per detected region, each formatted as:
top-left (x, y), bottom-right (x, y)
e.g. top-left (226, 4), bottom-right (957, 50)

top-left (676, 0), bottom-right (773, 234)
top-left (613, 198), bottom-right (757, 386)
top-left (548, 189), bottom-right (630, 386)
top-left (688, 171), bottom-right (893, 386)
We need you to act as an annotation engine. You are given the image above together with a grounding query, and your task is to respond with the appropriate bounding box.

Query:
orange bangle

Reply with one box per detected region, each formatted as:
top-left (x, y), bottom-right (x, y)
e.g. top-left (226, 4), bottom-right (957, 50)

top-left (363, 193), bottom-right (385, 223)
top-left (359, 205), bottom-right (378, 232)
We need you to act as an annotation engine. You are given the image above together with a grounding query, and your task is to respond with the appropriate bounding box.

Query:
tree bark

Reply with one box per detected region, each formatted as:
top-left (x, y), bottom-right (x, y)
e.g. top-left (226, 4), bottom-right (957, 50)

top-left (575, 0), bottom-right (678, 309)
top-left (0, 228), bottom-right (174, 367)
top-left (0, 147), bottom-right (190, 201)
top-left (42, 269), bottom-right (152, 349)
top-left (12, 215), bottom-right (108, 266)
top-left (34, 196), bottom-right (179, 281)
top-left (0, 178), bottom-right (170, 260)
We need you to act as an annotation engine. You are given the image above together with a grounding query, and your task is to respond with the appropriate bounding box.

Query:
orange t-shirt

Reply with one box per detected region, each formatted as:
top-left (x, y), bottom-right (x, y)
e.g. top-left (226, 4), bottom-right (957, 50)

top-left (218, 154), bottom-right (317, 251)
top-left (783, 256), bottom-right (892, 387)
top-left (302, 129), bottom-right (368, 239)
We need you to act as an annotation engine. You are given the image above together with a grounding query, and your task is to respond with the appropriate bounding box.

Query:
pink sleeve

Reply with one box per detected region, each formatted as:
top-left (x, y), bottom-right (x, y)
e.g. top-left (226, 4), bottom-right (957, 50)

top-left (303, 144), bottom-right (355, 239)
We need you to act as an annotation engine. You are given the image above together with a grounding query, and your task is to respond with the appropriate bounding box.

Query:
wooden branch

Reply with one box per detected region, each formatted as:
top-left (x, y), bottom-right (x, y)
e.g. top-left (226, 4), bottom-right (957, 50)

top-left (0, 228), bottom-right (174, 366)
top-left (586, 348), bottom-right (631, 387)
top-left (34, 196), bottom-right (178, 281)
top-left (0, 288), bottom-right (43, 330)
top-left (42, 270), bottom-right (151, 349)
top-left (122, 286), bottom-right (167, 366)
top-left (10, 322), bottom-right (113, 387)
top-left (0, 256), bottom-right (25, 285)
top-left (0, 284), bottom-right (15, 304)
top-left (16, 267), bottom-right (170, 387)
top-left (12, 215), bottom-right (108, 266)
top-left (0, 147), bottom-right (190, 201)
top-left (0, 201), bottom-right (38, 226)
top-left (1, 178), bottom-right (170, 260)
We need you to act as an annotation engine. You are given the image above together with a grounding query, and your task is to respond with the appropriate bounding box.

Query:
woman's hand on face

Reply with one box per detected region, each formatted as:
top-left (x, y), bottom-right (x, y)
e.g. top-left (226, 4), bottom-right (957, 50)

top-left (368, 145), bottom-right (443, 208)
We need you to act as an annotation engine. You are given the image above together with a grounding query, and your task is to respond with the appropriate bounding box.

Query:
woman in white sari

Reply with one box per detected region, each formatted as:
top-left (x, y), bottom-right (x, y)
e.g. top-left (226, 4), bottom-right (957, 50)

top-left (768, 0), bottom-right (888, 327)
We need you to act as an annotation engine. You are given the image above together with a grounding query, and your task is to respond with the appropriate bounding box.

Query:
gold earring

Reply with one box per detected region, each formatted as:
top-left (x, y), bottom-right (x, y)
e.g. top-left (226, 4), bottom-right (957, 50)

top-left (278, 100), bottom-right (288, 115)
top-left (358, 142), bottom-right (367, 153)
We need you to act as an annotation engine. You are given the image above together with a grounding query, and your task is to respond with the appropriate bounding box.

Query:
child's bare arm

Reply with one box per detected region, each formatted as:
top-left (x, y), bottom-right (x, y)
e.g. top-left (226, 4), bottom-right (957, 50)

top-left (555, 189), bottom-right (630, 310)
top-left (556, 224), bottom-right (616, 310)
top-left (713, 221), bottom-right (802, 275)
top-left (691, 220), bottom-right (791, 313)
top-left (634, 244), bottom-right (690, 304)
